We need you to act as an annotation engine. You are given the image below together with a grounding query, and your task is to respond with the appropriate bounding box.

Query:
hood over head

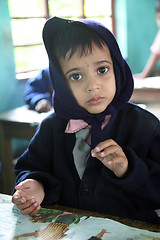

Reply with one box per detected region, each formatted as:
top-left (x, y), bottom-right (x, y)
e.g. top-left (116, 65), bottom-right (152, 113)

top-left (43, 17), bottom-right (133, 121)
top-left (43, 17), bottom-right (134, 150)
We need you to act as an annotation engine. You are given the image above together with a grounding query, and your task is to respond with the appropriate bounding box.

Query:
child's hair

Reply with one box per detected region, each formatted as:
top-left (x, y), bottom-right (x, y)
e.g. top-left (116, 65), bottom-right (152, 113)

top-left (52, 21), bottom-right (106, 70)
top-left (156, 0), bottom-right (160, 12)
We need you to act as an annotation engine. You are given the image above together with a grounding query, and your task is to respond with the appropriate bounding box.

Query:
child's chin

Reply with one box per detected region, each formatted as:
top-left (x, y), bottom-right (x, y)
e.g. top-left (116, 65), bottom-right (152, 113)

top-left (86, 108), bottom-right (106, 114)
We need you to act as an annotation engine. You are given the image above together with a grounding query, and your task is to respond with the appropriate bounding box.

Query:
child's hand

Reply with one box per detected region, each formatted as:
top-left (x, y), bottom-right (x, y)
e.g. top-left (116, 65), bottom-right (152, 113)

top-left (91, 139), bottom-right (128, 177)
top-left (12, 179), bottom-right (45, 216)
top-left (35, 99), bottom-right (51, 113)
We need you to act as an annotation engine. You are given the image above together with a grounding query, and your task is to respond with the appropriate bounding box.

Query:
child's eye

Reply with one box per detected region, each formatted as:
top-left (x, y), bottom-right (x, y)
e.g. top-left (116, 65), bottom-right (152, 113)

top-left (97, 67), bottom-right (108, 74)
top-left (70, 73), bottom-right (82, 81)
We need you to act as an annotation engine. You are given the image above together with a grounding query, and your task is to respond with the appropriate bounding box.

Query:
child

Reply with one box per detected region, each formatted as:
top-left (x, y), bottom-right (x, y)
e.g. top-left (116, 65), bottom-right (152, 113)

top-left (12, 17), bottom-right (160, 224)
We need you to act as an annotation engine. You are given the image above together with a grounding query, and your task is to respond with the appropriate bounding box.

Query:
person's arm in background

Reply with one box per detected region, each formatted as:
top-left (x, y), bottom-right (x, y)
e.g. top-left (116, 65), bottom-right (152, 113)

top-left (134, 20), bottom-right (160, 79)
top-left (134, 52), bottom-right (160, 79)
top-left (24, 68), bottom-right (54, 112)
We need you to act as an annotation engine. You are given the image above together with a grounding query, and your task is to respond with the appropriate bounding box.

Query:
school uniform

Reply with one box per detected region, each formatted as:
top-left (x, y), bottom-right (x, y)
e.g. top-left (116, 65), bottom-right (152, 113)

top-left (14, 17), bottom-right (160, 223)
top-left (15, 102), bottom-right (160, 223)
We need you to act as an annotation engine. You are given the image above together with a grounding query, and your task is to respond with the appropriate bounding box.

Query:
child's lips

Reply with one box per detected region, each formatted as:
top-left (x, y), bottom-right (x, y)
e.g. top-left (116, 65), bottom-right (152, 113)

top-left (88, 97), bottom-right (104, 105)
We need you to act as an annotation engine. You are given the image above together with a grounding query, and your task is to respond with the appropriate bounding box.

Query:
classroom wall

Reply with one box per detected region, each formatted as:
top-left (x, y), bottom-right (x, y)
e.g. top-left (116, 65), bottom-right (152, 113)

top-left (116, 0), bottom-right (158, 74)
top-left (0, 0), bottom-right (159, 115)
top-left (0, 0), bottom-right (25, 114)
top-left (0, 0), bottom-right (27, 156)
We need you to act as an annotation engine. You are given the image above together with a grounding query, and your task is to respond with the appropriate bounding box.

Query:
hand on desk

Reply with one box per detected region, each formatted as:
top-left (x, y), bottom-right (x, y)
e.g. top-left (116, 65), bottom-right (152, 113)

top-left (12, 179), bottom-right (45, 216)
top-left (91, 139), bottom-right (128, 178)
top-left (35, 99), bottom-right (51, 113)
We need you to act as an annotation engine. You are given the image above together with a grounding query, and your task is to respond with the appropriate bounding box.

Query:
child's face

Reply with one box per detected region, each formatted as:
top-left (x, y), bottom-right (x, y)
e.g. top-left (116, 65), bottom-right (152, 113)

top-left (59, 42), bottom-right (116, 114)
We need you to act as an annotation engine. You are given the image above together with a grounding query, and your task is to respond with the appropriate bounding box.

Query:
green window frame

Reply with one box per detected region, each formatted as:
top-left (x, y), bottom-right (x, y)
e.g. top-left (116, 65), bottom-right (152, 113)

top-left (8, 0), bottom-right (115, 80)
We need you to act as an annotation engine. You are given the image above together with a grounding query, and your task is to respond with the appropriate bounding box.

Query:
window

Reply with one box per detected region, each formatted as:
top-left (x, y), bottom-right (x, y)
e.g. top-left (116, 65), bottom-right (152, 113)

top-left (8, 0), bottom-right (115, 80)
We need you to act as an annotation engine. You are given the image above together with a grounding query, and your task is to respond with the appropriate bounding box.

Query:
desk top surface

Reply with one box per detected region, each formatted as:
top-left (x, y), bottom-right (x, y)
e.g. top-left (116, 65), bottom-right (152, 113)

top-left (1, 194), bottom-right (159, 233)
top-left (134, 76), bottom-right (160, 89)
top-left (0, 105), bottom-right (54, 124)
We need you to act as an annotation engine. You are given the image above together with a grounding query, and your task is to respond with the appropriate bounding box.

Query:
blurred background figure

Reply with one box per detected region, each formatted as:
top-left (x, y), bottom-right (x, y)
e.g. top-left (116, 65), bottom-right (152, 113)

top-left (24, 67), bottom-right (54, 113)
top-left (134, 0), bottom-right (160, 79)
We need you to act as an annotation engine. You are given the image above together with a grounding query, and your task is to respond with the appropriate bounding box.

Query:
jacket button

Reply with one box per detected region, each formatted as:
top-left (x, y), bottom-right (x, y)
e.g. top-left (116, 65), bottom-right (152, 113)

top-left (82, 188), bottom-right (89, 196)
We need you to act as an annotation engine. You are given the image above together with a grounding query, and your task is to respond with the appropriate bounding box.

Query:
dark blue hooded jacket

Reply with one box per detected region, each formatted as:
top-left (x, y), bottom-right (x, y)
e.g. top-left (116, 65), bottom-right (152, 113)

top-left (14, 17), bottom-right (160, 223)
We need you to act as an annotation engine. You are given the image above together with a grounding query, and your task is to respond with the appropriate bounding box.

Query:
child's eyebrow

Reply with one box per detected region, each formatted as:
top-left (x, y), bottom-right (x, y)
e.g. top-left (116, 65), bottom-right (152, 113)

top-left (96, 60), bottom-right (112, 65)
top-left (64, 68), bottom-right (80, 76)
top-left (64, 61), bottom-right (112, 76)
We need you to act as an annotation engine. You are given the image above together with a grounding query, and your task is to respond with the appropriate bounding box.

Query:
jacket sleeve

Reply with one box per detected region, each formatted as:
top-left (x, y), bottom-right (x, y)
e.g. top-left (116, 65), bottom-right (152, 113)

top-left (102, 120), bottom-right (160, 211)
top-left (23, 68), bottom-right (54, 109)
top-left (14, 114), bottom-right (61, 205)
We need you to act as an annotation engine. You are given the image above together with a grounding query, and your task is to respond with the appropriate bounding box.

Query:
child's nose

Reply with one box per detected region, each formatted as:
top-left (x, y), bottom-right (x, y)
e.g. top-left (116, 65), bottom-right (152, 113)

top-left (86, 76), bottom-right (100, 92)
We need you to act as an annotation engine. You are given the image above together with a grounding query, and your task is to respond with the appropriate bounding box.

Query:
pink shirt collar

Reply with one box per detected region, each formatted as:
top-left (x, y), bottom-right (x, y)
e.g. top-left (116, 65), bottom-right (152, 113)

top-left (65, 115), bottom-right (111, 133)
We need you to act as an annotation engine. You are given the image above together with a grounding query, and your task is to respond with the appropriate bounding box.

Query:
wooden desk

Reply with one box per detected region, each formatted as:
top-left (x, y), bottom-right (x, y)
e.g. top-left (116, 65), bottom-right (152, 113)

top-left (131, 76), bottom-right (160, 103)
top-left (0, 105), bottom-right (54, 194)
top-left (1, 194), bottom-right (160, 233)
top-left (49, 205), bottom-right (160, 233)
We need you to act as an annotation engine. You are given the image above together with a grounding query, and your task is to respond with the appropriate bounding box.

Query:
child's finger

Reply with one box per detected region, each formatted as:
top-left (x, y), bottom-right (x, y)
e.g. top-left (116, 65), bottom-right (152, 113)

top-left (17, 199), bottom-right (36, 212)
top-left (21, 202), bottom-right (40, 216)
top-left (91, 139), bottom-right (117, 155)
top-left (29, 205), bottom-right (41, 216)
top-left (15, 180), bottom-right (36, 201)
top-left (102, 155), bottom-right (128, 177)
top-left (92, 145), bottom-right (117, 161)
top-left (16, 198), bottom-right (36, 211)
top-left (99, 145), bottom-right (119, 159)
top-left (12, 191), bottom-right (26, 205)
top-left (102, 154), bottom-right (121, 166)
top-left (13, 188), bottom-right (30, 203)
top-left (15, 179), bottom-right (31, 190)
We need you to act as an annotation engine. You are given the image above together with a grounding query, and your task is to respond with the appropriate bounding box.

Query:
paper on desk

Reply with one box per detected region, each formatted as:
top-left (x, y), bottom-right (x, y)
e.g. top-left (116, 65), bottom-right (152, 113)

top-left (0, 198), bottom-right (160, 240)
